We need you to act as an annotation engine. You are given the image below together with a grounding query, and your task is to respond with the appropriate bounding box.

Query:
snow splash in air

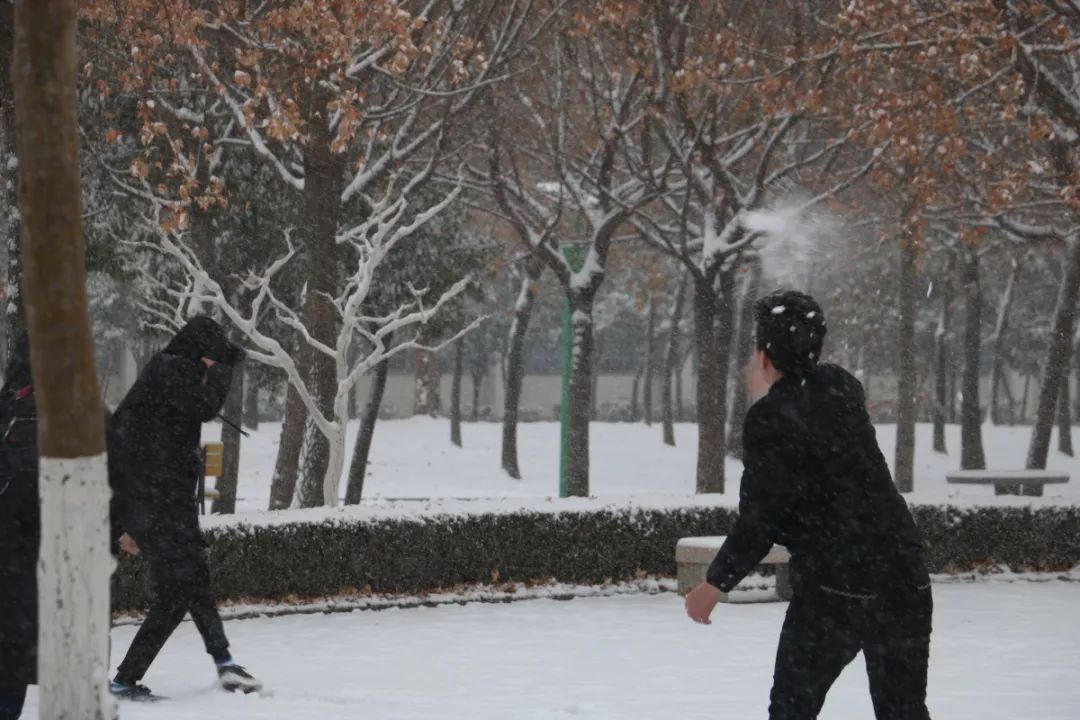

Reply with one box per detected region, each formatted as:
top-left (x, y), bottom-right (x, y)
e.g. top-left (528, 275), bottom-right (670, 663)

top-left (741, 196), bottom-right (838, 285)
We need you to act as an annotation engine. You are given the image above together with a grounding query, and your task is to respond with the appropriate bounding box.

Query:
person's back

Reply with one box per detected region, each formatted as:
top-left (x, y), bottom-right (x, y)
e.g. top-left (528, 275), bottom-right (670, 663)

top-left (749, 362), bottom-right (928, 595)
top-left (112, 316), bottom-right (238, 539)
top-left (685, 290), bottom-right (933, 720)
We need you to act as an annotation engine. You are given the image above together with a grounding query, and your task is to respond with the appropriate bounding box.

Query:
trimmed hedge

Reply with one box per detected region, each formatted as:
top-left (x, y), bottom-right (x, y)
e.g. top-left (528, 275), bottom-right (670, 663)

top-left (112, 504), bottom-right (1080, 613)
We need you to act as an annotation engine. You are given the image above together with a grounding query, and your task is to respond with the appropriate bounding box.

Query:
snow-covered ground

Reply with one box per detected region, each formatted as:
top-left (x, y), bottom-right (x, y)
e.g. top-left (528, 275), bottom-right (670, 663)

top-left (20, 580), bottom-right (1080, 719)
top-left (207, 418), bottom-right (1080, 514)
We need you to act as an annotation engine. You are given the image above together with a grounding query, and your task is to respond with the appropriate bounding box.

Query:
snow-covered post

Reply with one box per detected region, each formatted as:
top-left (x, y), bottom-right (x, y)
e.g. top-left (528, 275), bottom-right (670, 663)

top-left (14, 1), bottom-right (112, 718)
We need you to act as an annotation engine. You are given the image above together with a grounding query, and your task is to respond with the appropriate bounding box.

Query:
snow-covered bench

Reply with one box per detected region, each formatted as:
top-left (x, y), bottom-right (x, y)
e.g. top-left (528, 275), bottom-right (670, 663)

top-left (945, 470), bottom-right (1069, 497)
top-left (676, 536), bottom-right (792, 602)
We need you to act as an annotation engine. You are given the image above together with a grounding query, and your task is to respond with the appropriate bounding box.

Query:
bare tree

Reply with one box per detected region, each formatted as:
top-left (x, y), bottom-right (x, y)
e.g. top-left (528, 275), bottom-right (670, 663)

top-left (144, 172), bottom-right (478, 506)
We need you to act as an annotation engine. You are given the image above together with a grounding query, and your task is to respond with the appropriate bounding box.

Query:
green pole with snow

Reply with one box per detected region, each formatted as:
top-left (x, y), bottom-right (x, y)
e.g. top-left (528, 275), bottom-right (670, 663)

top-left (559, 244), bottom-right (585, 498)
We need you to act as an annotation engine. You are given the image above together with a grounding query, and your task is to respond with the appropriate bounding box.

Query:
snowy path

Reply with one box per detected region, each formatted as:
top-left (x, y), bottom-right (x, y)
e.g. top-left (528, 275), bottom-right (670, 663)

top-left (22, 582), bottom-right (1080, 719)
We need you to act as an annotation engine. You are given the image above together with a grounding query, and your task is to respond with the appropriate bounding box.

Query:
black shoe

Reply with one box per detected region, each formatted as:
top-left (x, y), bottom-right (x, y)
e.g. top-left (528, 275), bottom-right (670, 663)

top-left (217, 664), bottom-right (263, 694)
top-left (109, 680), bottom-right (164, 702)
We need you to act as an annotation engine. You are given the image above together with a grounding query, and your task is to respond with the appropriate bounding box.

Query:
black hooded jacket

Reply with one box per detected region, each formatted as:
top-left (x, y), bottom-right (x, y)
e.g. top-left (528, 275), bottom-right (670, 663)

top-left (0, 337), bottom-right (38, 685)
top-left (707, 363), bottom-right (929, 596)
top-left (111, 317), bottom-right (240, 542)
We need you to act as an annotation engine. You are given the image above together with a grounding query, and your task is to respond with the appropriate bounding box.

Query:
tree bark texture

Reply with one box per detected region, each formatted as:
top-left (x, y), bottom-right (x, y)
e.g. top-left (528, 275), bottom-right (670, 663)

top-left (450, 339), bottom-right (463, 447)
top-left (243, 373), bottom-right (260, 430)
top-left (268, 349), bottom-right (310, 509)
top-left (727, 261), bottom-right (761, 460)
top-left (895, 227), bottom-right (919, 493)
top-left (345, 346), bottom-right (391, 505)
top-left (15, 2), bottom-right (111, 716)
top-left (566, 290), bottom-right (594, 497)
top-left (960, 252), bottom-right (986, 470)
top-left (990, 259), bottom-right (1018, 425)
top-left (211, 359), bottom-right (244, 514)
top-left (1028, 237), bottom-right (1080, 469)
top-left (296, 109), bottom-right (345, 508)
top-left (662, 270), bottom-right (688, 446)
top-left (1, 3), bottom-right (22, 361)
top-left (932, 260), bottom-right (953, 454)
top-left (643, 289), bottom-right (656, 425)
top-left (693, 270), bottom-right (736, 494)
top-left (413, 347), bottom-right (442, 416)
top-left (501, 260), bottom-right (539, 479)
top-left (1058, 349), bottom-right (1073, 457)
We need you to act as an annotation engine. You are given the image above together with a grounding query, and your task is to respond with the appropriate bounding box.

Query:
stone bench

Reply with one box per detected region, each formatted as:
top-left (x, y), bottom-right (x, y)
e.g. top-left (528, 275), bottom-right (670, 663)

top-left (945, 470), bottom-right (1069, 497)
top-left (676, 536), bottom-right (792, 602)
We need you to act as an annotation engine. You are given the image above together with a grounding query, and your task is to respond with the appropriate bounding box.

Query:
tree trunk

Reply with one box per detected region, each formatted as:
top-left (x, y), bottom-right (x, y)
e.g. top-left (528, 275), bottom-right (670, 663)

top-left (960, 252), bottom-right (986, 469)
top-left (471, 370), bottom-right (483, 422)
top-left (413, 347), bottom-right (441, 416)
top-left (1021, 374), bottom-right (1032, 425)
top-left (1028, 237), bottom-right (1080, 468)
top-left (1, 3), bottom-right (22, 364)
top-left (344, 344), bottom-right (391, 504)
top-left (450, 339), bottom-right (463, 447)
top-left (693, 270), bottom-right (735, 494)
top-left (933, 259), bottom-right (953, 454)
top-left (502, 261), bottom-right (539, 479)
top-left (630, 359), bottom-right (642, 421)
top-left (566, 289), bottom-right (594, 497)
top-left (1058, 349), bottom-right (1073, 456)
top-left (243, 372), bottom-right (260, 430)
top-left (895, 227), bottom-right (919, 492)
top-left (727, 260), bottom-right (762, 459)
top-left (269, 350), bottom-right (310, 509)
top-left (296, 112), bottom-right (345, 508)
top-left (211, 359), bottom-right (244, 514)
top-left (1074, 342), bottom-right (1080, 421)
top-left (662, 270), bottom-right (688, 446)
top-left (643, 289), bottom-right (657, 425)
top-left (591, 332), bottom-right (603, 421)
top-left (15, 2), bottom-right (111, 716)
top-left (676, 350), bottom-right (686, 420)
top-left (989, 260), bottom-right (1019, 425)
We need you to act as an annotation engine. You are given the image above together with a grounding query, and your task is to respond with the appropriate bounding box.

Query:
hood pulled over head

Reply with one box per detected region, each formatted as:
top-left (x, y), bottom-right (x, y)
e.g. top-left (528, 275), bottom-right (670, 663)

top-left (164, 316), bottom-right (232, 364)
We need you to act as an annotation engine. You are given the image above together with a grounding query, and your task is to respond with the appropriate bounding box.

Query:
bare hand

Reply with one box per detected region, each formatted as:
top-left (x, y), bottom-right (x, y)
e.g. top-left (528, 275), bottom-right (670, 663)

top-left (201, 357), bottom-right (217, 368)
top-left (119, 533), bottom-right (140, 557)
top-left (685, 581), bottom-right (721, 625)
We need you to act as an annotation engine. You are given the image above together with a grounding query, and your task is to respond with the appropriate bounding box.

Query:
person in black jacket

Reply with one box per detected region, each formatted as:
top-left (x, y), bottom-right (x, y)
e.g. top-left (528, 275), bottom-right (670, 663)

top-left (684, 291), bottom-right (932, 720)
top-left (110, 316), bottom-right (261, 699)
top-left (0, 336), bottom-right (40, 720)
top-left (0, 335), bottom-right (130, 719)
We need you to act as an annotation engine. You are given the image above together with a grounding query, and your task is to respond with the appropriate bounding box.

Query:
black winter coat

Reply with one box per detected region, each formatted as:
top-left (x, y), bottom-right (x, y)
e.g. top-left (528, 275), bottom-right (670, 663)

top-left (111, 317), bottom-right (239, 546)
top-left (0, 340), bottom-right (128, 686)
top-left (0, 345), bottom-right (40, 686)
top-left (707, 364), bottom-right (929, 596)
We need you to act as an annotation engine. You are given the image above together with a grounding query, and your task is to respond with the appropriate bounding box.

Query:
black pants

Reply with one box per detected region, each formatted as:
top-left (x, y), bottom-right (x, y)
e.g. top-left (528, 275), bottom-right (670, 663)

top-left (0, 682), bottom-right (26, 720)
top-left (115, 538), bottom-right (230, 684)
top-left (769, 585), bottom-right (933, 720)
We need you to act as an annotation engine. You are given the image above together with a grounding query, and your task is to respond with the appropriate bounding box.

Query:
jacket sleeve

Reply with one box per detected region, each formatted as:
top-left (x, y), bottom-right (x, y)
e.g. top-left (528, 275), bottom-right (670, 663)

top-left (104, 411), bottom-right (128, 544)
top-left (705, 406), bottom-right (806, 592)
top-left (159, 358), bottom-right (234, 423)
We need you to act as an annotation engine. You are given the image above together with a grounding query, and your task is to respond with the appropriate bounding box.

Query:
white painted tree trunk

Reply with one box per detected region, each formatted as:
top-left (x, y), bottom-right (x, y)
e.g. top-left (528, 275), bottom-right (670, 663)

top-left (321, 421), bottom-right (346, 507)
top-left (37, 453), bottom-right (114, 720)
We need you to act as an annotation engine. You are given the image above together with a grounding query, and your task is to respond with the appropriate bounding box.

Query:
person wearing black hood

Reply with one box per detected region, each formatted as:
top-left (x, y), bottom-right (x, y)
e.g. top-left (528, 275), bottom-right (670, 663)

top-left (110, 316), bottom-right (261, 699)
top-left (684, 291), bottom-right (933, 720)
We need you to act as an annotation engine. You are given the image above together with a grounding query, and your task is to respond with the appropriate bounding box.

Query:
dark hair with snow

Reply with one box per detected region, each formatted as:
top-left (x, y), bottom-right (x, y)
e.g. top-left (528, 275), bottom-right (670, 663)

top-left (754, 290), bottom-right (826, 377)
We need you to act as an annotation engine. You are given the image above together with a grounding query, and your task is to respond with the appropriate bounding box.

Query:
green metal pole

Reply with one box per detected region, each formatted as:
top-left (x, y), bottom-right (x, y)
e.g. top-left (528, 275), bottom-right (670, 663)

top-left (559, 244), bottom-right (585, 498)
